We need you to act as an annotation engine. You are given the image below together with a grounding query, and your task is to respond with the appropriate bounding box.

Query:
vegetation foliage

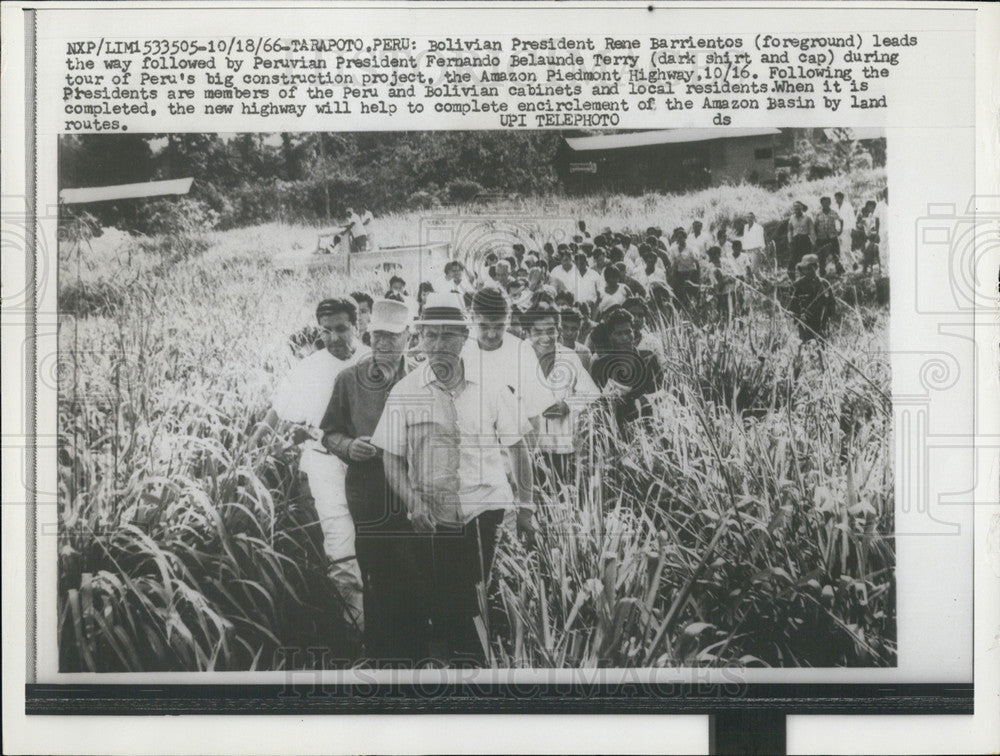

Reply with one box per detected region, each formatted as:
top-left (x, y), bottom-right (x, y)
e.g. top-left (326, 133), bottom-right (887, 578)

top-left (57, 169), bottom-right (892, 671)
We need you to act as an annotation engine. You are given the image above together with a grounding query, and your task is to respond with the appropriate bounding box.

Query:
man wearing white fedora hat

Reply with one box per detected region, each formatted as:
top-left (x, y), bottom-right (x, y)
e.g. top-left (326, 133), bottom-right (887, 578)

top-left (370, 291), bottom-right (536, 666)
top-left (322, 297), bottom-right (427, 662)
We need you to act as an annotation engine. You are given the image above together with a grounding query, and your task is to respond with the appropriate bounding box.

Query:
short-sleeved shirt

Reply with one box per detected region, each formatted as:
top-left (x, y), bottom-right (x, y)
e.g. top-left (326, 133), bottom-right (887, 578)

top-left (461, 334), bottom-right (555, 425)
top-left (590, 348), bottom-right (662, 424)
top-left (271, 344), bottom-right (370, 476)
top-left (550, 266), bottom-right (602, 304)
top-left (788, 213), bottom-right (814, 239)
top-left (814, 209), bottom-right (842, 240)
top-left (271, 345), bottom-right (370, 431)
top-left (369, 355), bottom-right (531, 526)
top-left (320, 355), bottom-right (407, 462)
top-left (531, 345), bottom-right (601, 454)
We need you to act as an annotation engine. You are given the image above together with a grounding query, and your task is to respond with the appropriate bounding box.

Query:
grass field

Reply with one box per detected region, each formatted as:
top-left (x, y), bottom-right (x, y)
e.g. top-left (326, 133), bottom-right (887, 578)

top-left (57, 170), bottom-right (893, 671)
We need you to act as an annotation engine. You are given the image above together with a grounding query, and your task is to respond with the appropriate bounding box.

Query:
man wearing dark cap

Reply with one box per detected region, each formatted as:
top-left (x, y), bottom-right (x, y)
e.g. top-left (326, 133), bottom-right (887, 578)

top-left (371, 292), bottom-right (536, 666)
top-left (254, 298), bottom-right (370, 636)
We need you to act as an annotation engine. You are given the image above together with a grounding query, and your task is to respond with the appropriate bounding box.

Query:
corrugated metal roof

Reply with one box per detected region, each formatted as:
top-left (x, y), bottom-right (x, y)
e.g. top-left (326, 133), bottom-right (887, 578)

top-left (822, 127), bottom-right (886, 141)
top-left (60, 177), bottom-right (194, 204)
top-left (564, 128), bottom-right (780, 152)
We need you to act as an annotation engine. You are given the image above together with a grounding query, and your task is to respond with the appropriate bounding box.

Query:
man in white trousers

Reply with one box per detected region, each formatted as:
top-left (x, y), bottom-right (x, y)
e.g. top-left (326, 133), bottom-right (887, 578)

top-left (254, 297), bottom-right (370, 635)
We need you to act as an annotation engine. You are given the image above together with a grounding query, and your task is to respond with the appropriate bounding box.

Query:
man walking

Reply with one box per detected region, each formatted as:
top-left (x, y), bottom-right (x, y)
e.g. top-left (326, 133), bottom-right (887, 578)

top-left (522, 302), bottom-right (601, 491)
top-left (321, 299), bottom-right (426, 664)
top-left (463, 287), bottom-right (555, 430)
top-left (814, 196), bottom-right (845, 275)
top-left (834, 191), bottom-right (856, 269)
top-left (789, 254), bottom-right (837, 345)
top-left (254, 298), bottom-right (369, 635)
top-left (786, 201), bottom-right (815, 278)
top-left (741, 212), bottom-right (768, 275)
top-left (371, 292), bottom-right (537, 666)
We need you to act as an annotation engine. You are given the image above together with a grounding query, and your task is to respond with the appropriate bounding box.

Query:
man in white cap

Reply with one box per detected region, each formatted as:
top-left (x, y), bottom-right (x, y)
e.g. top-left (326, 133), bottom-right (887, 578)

top-left (370, 292), bottom-right (536, 666)
top-left (321, 298), bottom-right (427, 663)
top-left (254, 297), bottom-right (370, 637)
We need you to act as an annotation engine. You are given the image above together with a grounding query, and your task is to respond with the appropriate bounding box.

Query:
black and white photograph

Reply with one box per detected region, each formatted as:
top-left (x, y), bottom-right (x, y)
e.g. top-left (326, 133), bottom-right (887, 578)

top-left (56, 127), bottom-right (894, 672)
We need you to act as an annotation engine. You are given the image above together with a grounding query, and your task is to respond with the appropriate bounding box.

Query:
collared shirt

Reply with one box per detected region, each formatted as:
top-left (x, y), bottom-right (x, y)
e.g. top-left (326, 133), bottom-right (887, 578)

top-left (814, 209), bottom-right (842, 240)
top-left (788, 213), bottom-right (814, 240)
top-left (550, 265), bottom-right (602, 304)
top-left (461, 334), bottom-right (555, 424)
top-left (370, 356), bottom-right (530, 525)
top-left (634, 260), bottom-right (668, 290)
top-left (531, 344), bottom-right (601, 454)
top-left (320, 355), bottom-right (407, 463)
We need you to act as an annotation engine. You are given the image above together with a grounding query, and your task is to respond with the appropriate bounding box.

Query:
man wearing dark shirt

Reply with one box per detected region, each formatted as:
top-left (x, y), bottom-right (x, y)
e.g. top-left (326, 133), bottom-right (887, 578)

top-left (321, 298), bottom-right (427, 663)
top-left (789, 254), bottom-right (837, 343)
top-left (589, 308), bottom-right (662, 426)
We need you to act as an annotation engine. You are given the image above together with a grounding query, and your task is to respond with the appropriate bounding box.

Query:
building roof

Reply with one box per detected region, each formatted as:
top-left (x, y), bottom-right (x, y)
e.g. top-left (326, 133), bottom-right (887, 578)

top-left (822, 127), bottom-right (886, 142)
top-left (563, 128), bottom-right (780, 152)
top-left (59, 177), bottom-right (194, 204)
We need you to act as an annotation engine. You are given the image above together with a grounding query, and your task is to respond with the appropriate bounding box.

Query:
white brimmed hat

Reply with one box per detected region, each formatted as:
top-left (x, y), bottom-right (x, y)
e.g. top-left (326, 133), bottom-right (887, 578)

top-left (414, 292), bottom-right (468, 326)
top-left (368, 298), bottom-right (411, 334)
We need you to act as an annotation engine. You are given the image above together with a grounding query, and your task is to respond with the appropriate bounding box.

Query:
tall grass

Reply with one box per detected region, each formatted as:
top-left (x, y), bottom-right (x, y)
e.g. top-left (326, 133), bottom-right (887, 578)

top-left (493, 300), bottom-right (893, 668)
top-left (58, 171), bottom-right (892, 670)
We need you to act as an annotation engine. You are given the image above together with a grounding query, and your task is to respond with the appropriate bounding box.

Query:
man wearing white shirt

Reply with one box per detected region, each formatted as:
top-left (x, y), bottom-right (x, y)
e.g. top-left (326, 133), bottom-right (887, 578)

top-left (522, 303), bottom-right (601, 490)
top-left (574, 253), bottom-right (603, 309)
top-left (345, 207), bottom-right (366, 253)
top-left (834, 191), bottom-right (856, 268)
top-left (372, 292), bottom-right (535, 665)
top-left (548, 248), bottom-right (579, 293)
top-left (442, 260), bottom-right (474, 298)
top-left (463, 287), bottom-right (556, 429)
top-left (255, 298), bottom-right (370, 634)
top-left (874, 188), bottom-right (889, 271)
top-left (688, 220), bottom-right (711, 257)
top-left (741, 212), bottom-right (768, 275)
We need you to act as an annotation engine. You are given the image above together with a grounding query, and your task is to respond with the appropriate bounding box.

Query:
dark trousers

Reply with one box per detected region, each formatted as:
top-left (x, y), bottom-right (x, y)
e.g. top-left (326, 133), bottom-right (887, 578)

top-left (426, 508), bottom-right (504, 667)
top-left (674, 270), bottom-right (699, 309)
top-left (815, 237), bottom-right (843, 274)
top-left (788, 234), bottom-right (813, 275)
top-left (345, 460), bottom-right (430, 665)
top-left (537, 451), bottom-right (576, 494)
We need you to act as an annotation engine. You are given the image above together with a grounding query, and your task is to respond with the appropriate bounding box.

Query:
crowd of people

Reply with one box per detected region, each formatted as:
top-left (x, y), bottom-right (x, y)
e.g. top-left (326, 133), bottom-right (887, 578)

top-left (257, 190), bottom-right (887, 667)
